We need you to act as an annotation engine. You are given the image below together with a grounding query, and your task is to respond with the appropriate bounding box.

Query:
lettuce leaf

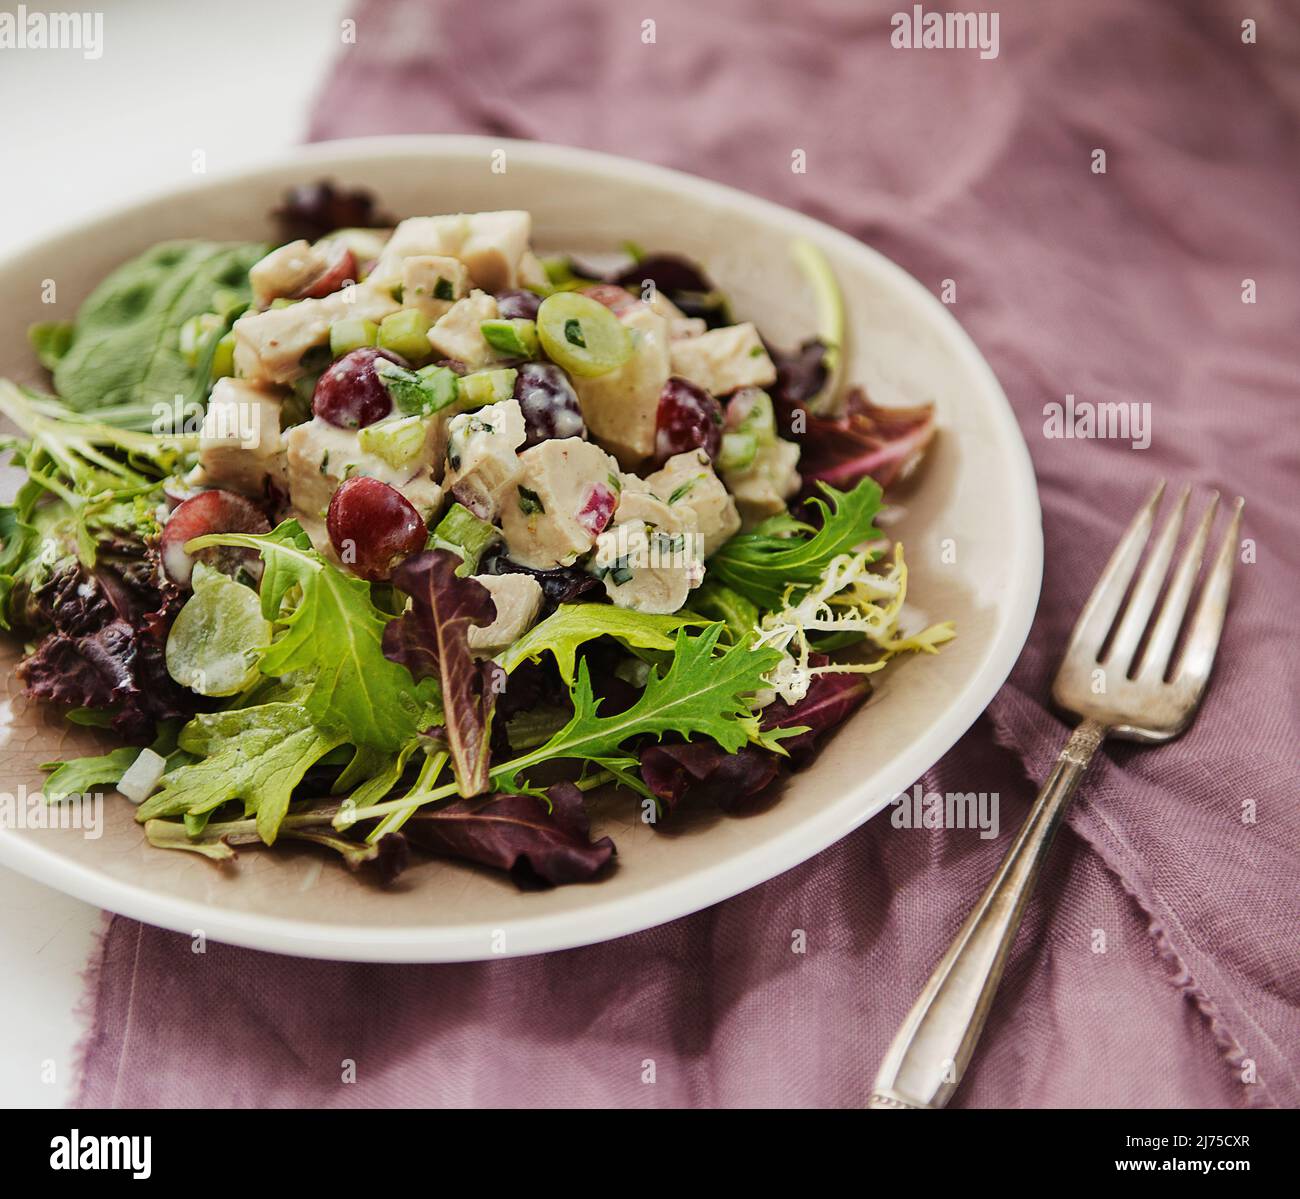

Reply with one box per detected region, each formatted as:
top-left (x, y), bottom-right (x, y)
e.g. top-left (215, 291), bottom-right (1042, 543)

top-left (496, 603), bottom-right (707, 684)
top-left (708, 478), bottom-right (885, 611)
top-left (187, 521), bottom-right (438, 753)
top-left (136, 703), bottom-right (348, 845)
top-left (382, 550), bottom-right (499, 796)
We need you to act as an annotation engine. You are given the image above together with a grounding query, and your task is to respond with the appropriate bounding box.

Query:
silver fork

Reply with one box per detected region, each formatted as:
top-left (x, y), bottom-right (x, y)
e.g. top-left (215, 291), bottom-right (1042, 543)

top-left (868, 481), bottom-right (1244, 1109)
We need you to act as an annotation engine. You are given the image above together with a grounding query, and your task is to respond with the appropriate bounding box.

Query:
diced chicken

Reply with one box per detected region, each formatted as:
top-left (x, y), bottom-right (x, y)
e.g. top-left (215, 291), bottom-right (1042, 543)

top-left (467, 573), bottom-right (543, 655)
top-left (457, 211), bottom-right (533, 292)
top-left (722, 436), bottom-right (802, 527)
top-left (401, 255), bottom-right (469, 321)
top-left (500, 437), bottom-right (620, 569)
top-left (571, 305), bottom-right (670, 468)
top-left (232, 282), bottom-right (398, 384)
top-left (645, 290), bottom-right (707, 339)
top-left (644, 449), bottom-right (741, 556)
top-left (444, 399), bottom-right (527, 521)
top-left (285, 416), bottom-right (443, 553)
top-left (594, 491), bottom-right (704, 615)
top-left (249, 241), bottom-right (331, 309)
top-left (668, 322), bottom-right (777, 397)
top-left (195, 378), bottom-right (289, 498)
top-left (517, 250), bottom-right (550, 293)
top-left (427, 290), bottom-right (500, 371)
top-left (370, 211), bottom-right (533, 292)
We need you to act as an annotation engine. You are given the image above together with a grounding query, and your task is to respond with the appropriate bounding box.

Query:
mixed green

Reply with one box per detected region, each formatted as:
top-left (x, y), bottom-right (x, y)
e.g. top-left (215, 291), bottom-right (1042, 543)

top-left (0, 184), bottom-right (950, 889)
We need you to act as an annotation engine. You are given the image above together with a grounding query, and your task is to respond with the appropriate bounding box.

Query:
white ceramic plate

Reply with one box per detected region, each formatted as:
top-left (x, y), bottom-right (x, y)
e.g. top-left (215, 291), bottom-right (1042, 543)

top-left (0, 137), bottom-right (1041, 962)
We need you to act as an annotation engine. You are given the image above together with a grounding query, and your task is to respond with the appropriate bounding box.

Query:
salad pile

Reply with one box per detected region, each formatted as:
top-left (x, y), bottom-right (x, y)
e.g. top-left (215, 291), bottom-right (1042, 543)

top-left (0, 182), bottom-right (949, 889)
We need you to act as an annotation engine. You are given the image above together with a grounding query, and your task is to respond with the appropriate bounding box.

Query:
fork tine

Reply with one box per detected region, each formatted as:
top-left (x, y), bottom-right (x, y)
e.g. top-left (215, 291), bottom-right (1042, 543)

top-left (1137, 492), bottom-right (1218, 679)
top-left (1063, 480), bottom-right (1165, 661)
top-left (1105, 485), bottom-right (1189, 673)
top-left (1175, 497), bottom-right (1244, 686)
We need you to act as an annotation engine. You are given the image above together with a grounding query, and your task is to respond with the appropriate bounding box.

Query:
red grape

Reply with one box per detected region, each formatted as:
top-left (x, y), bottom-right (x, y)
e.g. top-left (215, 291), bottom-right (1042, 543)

top-left (654, 376), bottom-right (722, 466)
top-left (326, 477), bottom-right (427, 581)
top-left (582, 284), bottom-right (640, 316)
top-left (494, 288), bottom-right (542, 321)
top-left (575, 482), bottom-right (617, 537)
top-left (513, 362), bottom-right (586, 447)
top-left (160, 490), bottom-right (271, 587)
top-left (295, 243), bottom-right (356, 300)
top-left (312, 347), bottom-right (398, 429)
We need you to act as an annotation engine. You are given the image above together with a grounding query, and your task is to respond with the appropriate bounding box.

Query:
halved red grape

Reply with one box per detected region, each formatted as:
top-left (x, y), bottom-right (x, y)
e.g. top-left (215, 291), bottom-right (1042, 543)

top-left (326, 477), bottom-right (427, 581)
top-left (582, 284), bottom-right (640, 316)
top-left (312, 347), bottom-right (399, 429)
top-left (513, 362), bottom-right (586, 447)
top-left (295, 243), bottom-right (356, 300)
top-left (654, 376), bottom-right (723, 466)
top-left (161, 490), bottom-right (271, 587)
top-left (575, 482), bottom-right (617, 537)
top-left (494, 288), bottom-right (542, 321)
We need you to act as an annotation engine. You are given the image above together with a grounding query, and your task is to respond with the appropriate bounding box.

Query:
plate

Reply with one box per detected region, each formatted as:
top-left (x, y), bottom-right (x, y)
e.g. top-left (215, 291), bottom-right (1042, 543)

top-left (0, 137), bottom-right (1041, 961)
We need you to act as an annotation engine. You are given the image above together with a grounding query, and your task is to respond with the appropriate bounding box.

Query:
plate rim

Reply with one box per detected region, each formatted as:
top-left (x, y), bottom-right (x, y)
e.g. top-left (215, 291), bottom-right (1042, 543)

top-left (0, 135), bottom-right (1043, 962)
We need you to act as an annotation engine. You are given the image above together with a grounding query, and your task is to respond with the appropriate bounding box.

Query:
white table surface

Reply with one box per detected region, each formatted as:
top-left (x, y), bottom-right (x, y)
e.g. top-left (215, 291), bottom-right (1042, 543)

top-left (0, 0), bottom-right (349, 1108)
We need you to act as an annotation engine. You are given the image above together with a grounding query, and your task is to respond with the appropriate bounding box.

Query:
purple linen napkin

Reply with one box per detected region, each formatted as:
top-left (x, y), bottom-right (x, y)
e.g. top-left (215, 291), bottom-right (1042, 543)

top-left (77, 0), bottom-right (1299, 1107)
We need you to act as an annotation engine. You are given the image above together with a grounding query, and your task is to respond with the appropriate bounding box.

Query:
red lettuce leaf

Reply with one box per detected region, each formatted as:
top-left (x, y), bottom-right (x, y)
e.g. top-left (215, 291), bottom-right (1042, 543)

top-left (640, 741), bottom-right (782, 820)
top-left (779, 387), bottom-right (936, 494)
top-left (382, 549), bottom-right (499, 796)
top-left (403, 781), bottom-right (616, 889)
top-left (477, 547), bottom-right (605, 615)
top-left (273, 180), bottom-right (392, 243)
top-left (640, 660), bottom-right (871, 821)
top-left (760, 664), bottom-right (872, 761)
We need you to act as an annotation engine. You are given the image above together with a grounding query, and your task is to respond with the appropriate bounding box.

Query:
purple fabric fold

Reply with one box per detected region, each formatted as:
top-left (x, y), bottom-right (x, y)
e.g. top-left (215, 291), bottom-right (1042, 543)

top-left (77, 0), bottom-right (1299, 1108)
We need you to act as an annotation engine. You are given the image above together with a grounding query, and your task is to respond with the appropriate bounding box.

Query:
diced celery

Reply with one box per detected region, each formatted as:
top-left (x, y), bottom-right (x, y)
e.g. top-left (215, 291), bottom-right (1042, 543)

top-left (719, 430), bottom-right (759, 473)
top-left (376, 359), bottom-right (460, 416)
top-left (178, 313), bottom-right (221, 367)
top-left (738, 391), bottom-right (776, 441)
top-left (377, 309), bottom-right (433, 361)
top-left (480, 318), bottom-right (539, 358)
top-left (358, 415), bottom-right (430, 469)
top-left (459, 368), bottom-right (518, 410)
top-left (431, 502), bottom-right (501, 574)
top-left (330, 316), bottom-right (379, 357)
top-left (210, 331), bottom-right (236, 380)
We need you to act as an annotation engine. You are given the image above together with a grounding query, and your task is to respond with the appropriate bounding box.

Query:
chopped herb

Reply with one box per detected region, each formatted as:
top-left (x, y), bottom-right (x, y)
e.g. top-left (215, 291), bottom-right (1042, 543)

top-left (517, 485), bottom-right (545, 516)
top-left (563, 318), bottom-right (586, 348)
top-left (319, 451), bottom-right (330, 475)
top-left (667, 479), bottom-right (696, 505)
top-left (608, 557), bottom-right (633, 586)
top-left (434, 277), bottom-right (455, 302)
top-left (607, 472), bottom-right (623, 494)
top-left (749, 345), bottom-right (765, 357)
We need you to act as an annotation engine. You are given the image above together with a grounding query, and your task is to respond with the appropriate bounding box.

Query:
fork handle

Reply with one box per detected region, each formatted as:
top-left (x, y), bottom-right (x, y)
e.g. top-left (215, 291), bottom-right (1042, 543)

top-left (867, 718), bottom-right (1108, 1109)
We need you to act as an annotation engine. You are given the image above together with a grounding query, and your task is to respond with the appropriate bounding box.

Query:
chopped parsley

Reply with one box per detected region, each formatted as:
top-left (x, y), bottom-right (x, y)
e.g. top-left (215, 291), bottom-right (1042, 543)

top-left (517, 485), bottom-right (545, 516)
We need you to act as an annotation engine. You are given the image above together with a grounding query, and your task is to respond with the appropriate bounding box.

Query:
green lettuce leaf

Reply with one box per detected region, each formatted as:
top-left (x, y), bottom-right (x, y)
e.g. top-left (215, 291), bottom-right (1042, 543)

top-left (492, 625), bottom-right (783, 793)
top-left (136, 703), bottom-right (348, 844)
top-left (708, 478), bottom-right (885, 611)
top-left (49, 239), bottom-right (266, 413)
top-left (187, 521), bottom-right (438, 752)
top-left (496, 603), bottom-right (708, 684)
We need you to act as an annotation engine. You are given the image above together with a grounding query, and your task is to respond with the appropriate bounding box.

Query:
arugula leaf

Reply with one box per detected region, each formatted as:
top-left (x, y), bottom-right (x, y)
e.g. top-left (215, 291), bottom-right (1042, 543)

top-left (382, 550), bottom-right (499, 796)
top-left (187, 520), bottom-right (436, 752)
top-left (496, 603), bottom-right (708, 684)
top-left (708, 478), bottom-right (885, 610)
top-left (136, 703), bottom-right (348, 844)
top-left (49, 240), bottom-right (266, 413)
top-left (492, 626), bottom-right (783, 793)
